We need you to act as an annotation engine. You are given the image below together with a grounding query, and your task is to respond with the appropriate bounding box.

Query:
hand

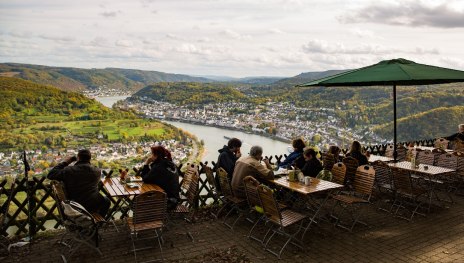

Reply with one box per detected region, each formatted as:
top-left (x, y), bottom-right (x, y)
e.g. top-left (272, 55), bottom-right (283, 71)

top-left (235, 151), bottom-right (242, 158)
top-left (145, 155), bottom-right (156, 165)
top-left (65, 156), bottom-right (77, 164)
top-left (263, 158), bottom-right (272, 168)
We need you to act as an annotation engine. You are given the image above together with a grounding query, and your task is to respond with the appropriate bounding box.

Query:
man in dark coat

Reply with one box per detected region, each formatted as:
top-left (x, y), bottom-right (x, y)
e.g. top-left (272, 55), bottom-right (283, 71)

top-left (48, 149), bottom-right (110, 217)
top-left (215, 137), bottom-right (242, 178)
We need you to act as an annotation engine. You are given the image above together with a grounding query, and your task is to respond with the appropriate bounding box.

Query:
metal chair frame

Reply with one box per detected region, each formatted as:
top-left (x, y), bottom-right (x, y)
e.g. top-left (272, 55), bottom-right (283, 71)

top-left (216, 167), bottom-right (246, 230)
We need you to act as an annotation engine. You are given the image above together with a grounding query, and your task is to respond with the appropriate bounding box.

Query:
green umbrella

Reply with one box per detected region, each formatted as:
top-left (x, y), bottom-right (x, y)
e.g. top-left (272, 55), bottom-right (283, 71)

top-left (297, 58), bottom-right (464, 160)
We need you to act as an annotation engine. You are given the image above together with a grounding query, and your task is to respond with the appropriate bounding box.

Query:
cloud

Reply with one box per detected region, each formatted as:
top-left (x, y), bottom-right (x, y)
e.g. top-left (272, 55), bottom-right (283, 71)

top-left (348, 28), bottom-right (379, 39)
top-left (220, 29), bottom-right (252, 40)
top-left (115, 39), bottom-right (134, 47)
top-left (38, 34), bottom-right (75, 43)
top-left (100, 11), bottom-right (119, 17)
top-left (268, 28), bottom-right (285, 34)
top-left (338, 1), bottom-right (464, 28)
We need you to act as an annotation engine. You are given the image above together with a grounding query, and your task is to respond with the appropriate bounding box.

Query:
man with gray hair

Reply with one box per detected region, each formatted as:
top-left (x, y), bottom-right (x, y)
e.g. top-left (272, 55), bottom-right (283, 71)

top-left (231, 145), bottom-right (274, 198)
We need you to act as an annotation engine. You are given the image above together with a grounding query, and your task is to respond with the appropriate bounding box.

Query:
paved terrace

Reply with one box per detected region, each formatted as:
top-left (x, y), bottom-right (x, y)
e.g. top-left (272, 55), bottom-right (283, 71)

top-left (3, 195), bottom-right (464, 263)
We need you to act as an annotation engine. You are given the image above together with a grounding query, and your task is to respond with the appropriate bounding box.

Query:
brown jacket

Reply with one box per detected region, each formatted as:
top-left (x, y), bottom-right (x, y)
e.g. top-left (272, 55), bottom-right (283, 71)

top-left (231, 156), bottom-right (273, 198)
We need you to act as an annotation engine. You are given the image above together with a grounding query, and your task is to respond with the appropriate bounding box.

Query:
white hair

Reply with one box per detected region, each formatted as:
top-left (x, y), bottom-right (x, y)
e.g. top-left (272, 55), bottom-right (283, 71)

top-left (249, 146), bottom-right (263, 158)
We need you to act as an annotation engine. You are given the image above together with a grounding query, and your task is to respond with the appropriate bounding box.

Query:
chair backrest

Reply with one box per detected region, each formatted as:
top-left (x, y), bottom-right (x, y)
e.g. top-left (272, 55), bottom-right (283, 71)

top-left (417, 150), bottom-right (435, 165)
top-left (372, 160), bottom-right (392, 188)
top-left (391, 167), bottom-right (414, 193)
top-left (431, 148), bottom-right (447, 165)
top-left (353, 165), bottom-right (376, 197)
top-left (181, 163), bottom-right (199, 192)
top-left (453, 151), bottom-right (464, 177)
top-left (434, 138), bottom-right (449, 149)
top-left (217, 167), bottom-right (234, 197)
top-left (51, 180), bottom-right (68, 219)
top-left (454, 140), bottom-right (464, 152)
top-left (331, 162), bottom-right (346, 185)
top-left (132, 190), bottom-right (167, 225)
top-left (385, 144), bottom-right (407, 161)
top-left (323, 153), bottom-right (336, 170)
top-left (184, 171), bottom-right (200, 208)
top-left (203, 165), bottom-right (217, 191)
top-left (256, 184), bottom-right (281, 225)
top-left (243, 176), bottom-right (261, 209)
top-left (436, 153), bottom-right (458, 171)
top-left (342, 156), bottom-right (359, 184)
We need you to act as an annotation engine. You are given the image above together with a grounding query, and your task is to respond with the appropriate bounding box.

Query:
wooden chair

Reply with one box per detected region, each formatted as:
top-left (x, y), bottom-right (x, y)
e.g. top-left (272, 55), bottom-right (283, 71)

top-left (431, 148), bottom-right (447, 165)
top-left (127, 190), bottom-right (167, 262)
top-left (390, 168), bottom-right (427, 221)
top-left (342, 156), bottom-right (359, 186)
top-left (330, 165), bottom-right (376, 232)
top-left (257, 184), bottom-right (307, 259)
top-left (454, 140), bottom-right (464, 152)
top-left (434, 138), bottom-right (449, 150)
top-left (217, 167), bottom-right (246, 229)
top-left (170, 168), bottom-right (199, 241)
top-left (435, 153), bottom-right (459, 199)
top-left (179, 163), bottom-right (199, 203)
top-left (243, 176), bottom-right (269, 243)
top-left (331, 162), bottom-right (346, 186)
top-left (372, 161), bottom-right (394, 212)
top-left (50, 181), bottom-right (104, 262)
top-left (385, 144), bottom-right (407, 161)
top-left (452, 151), bottom-right (464, 194)
top-left (417, 150), bottom-right (435, 165)
top-left (323, 153), bottom-right (336, 170)
top-left (203, 164), bottom-right (223, 218)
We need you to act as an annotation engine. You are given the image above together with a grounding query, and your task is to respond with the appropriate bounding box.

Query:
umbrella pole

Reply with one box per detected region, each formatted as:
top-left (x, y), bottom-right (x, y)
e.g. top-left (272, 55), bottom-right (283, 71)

top-left (393, 85), bottom-right (397, 161)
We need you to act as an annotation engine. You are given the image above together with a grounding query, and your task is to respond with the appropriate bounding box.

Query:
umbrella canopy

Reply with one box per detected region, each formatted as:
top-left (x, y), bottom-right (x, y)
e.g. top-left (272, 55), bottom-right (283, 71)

top-left (297, 58), bottom-right (464, 160)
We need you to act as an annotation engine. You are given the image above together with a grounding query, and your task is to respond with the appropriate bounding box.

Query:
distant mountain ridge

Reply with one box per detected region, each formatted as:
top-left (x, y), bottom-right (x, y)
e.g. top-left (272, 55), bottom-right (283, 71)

top-left (0, 63), bottom-right (213, 93)
top-left (272, 70), bottom-right (349, 87)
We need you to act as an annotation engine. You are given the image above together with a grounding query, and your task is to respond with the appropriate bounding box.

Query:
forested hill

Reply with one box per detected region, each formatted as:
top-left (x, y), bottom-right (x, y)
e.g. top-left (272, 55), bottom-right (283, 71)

top-left (0, 63), bottom-right (212, 93)
top-left (133, 82), bottom-right (250, 106)
top-left (373, 106), bottom-right (464, 141)
top-left (271, 70), bottom-right (348, 88)
top-left (0, 76), bottom-right (124, 121)
top-left (0, 77), bottom-right (182, 150)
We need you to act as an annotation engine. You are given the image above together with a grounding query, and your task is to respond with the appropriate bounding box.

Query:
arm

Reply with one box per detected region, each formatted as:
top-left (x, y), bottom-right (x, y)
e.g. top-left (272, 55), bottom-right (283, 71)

top-left (47, 156), bottom-right (75, 181)
top-left (278, 151), bottom-right (300, 168)
top-left (444, 133), bottom-right (457, 141)
top-left (255, 158), bottom-right (274, 179)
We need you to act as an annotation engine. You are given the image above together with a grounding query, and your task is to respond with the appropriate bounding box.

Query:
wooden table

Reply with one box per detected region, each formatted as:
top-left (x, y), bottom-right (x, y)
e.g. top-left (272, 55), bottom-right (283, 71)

top-left (368, 155), bottom-right (394, 163)
top-left (102, 177), bottom-right (163, 197)
top-left (269, 177), bottom-right (343, 239)
top-left (387, 161), bottom-right (456, 211)
top-left (416, 146), bottom-right (453, 153)
top-left (101, 177), bottom-right (163, 219)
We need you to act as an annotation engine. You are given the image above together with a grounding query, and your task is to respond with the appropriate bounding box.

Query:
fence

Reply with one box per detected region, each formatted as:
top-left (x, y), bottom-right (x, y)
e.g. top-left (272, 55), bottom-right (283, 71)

top-left (0, 139), bottom-right (437, 238)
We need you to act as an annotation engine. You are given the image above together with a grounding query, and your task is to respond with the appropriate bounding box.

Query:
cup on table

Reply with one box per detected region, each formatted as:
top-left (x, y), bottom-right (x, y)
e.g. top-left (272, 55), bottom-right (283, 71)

top-left (424, 165), bottom-right (429, 170)
top-left (288, 170), bottom-right (295, 181)
top-left (297, 172), bottom-right (304, 183)
top-left (125, 176), bottom-right (131, 183)
top-left (304, 176), bottom-right (311, 186)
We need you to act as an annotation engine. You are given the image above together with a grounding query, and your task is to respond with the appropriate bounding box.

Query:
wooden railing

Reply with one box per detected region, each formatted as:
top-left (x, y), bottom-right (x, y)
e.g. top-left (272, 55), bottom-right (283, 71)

top-left (0, 138), bottom-right (438, 238)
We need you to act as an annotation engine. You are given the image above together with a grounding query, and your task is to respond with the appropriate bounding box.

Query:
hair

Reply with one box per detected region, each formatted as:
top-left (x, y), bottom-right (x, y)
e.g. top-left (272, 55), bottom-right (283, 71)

top-left (77, 149), bottom-right (91, 162)
top-left (292, 138), bottom-right (306, 151)
top-left (349, 141), bottom-right (362, 153)
top-left (328, 145), bottom-right (340, 156)
top-left (304, 148), bottom-right (317, 158)
top-left (249, 145), bottom-right (263, 158)
top-left (151, 145), bottom-right (173, 161)
top-left (459, 124), bottom-right (464, 130)
top-left (228, 138), bottom-right (242, 148)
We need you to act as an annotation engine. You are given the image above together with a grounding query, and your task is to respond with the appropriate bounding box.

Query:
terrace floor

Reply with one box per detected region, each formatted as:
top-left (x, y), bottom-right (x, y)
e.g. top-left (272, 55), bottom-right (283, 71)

top-left (3, 194), bottom-right (464, 263)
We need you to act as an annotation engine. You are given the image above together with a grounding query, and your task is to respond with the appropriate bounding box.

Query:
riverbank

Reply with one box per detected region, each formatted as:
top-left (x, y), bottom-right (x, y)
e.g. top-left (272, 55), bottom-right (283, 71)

top-left (163, 117), bottom-right (291, 144)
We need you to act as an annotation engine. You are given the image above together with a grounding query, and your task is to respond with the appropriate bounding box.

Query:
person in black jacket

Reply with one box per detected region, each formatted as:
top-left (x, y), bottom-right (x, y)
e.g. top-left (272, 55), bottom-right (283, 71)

top-left (48, 149), bottom-right (110, 217)
top-left (215, 137), bottom-right (242, 179)
top-left (141, 145), bottom-right (180, 209)
top-left (346, 140), bottom-right (368, 166)
top-left (301, 148), bottom-right (323, 177)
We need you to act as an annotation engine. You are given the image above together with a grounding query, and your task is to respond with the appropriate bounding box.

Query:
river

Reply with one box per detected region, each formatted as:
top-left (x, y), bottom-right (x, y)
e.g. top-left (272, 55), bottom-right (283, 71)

top-left (95, 96), bottom-right (291, 162)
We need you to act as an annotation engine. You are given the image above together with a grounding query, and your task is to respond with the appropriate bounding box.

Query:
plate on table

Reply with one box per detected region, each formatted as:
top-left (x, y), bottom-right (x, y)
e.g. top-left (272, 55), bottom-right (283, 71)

top-left (130, 178), bottom-right (143, 182)
top-left (126, 183), bottom-right (140, 189)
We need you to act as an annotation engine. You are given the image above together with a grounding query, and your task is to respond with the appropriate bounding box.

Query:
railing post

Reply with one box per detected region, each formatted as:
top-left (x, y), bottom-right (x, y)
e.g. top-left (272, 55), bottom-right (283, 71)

top-left (27, 176), bottom-right (36, 240)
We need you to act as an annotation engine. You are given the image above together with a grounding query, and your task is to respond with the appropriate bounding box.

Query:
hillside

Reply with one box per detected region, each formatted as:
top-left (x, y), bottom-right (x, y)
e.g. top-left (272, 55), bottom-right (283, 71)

top-left (133, 82), bottom-right (249, 106)
top-left (0, 77), bottom-right (183, 150)
top-left (373, 106), bottom-right (464, 141)
top-left (0, 63), bottom-right (212, 93)
top-left (271, 70), bottom-right (348, 87)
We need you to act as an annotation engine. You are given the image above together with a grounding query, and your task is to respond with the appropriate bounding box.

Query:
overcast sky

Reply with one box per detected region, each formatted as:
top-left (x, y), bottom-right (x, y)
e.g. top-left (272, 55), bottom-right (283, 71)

top-left (1, 0), bottom-right (464, 77)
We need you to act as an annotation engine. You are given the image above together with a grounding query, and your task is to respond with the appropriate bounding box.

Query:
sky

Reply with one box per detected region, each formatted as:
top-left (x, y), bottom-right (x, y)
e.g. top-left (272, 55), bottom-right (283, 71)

top-left (1, 0), bottom-right (464, 78)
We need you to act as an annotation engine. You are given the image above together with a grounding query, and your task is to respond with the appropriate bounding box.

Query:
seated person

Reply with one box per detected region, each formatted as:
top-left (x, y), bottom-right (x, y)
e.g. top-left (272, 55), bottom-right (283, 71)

top-left (323, 145), bottom-right (341, 170)
top-left (278, 138), bottom-right (306, 169)
top-left (444, 124), bottom-right (464, 142)
top-left (141, 145), bottom-right (180, 210)
top-left (301, 148), bottom-right (323, 177)
top-left (48, 149), bottom-right (110, 217)
top-left (346, 140), bottom-right (368, 166)
top-left (231, 145), bottom-right (274, 198)
top-left (214, 137), bottom-right (242, 190)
